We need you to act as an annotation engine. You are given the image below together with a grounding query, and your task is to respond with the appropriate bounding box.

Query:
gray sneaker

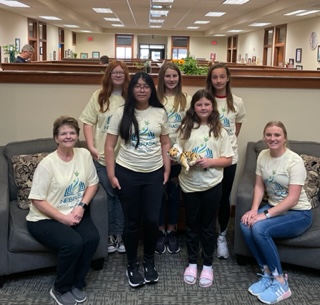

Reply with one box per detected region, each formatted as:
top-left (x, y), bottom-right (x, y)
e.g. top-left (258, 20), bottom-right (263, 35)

top-left (71, 286), bottom-right (87, 302)
top-left (50, 288), bottom-right (77, 305)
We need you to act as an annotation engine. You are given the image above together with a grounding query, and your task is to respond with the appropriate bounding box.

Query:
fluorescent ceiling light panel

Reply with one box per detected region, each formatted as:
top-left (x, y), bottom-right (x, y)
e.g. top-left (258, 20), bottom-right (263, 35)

top-left (112, 24), bottom-right (124, 27)
top-left (150, 10), bottom-right (168, 16)
top-left (0, 1), bottom-right (29, 7)
top-left (152, 0), bottom-right (174, 3)
top-left (150, 25), bottom-right (162, 28)
top-left (228, 29), bottom-right (243, 32)
top-left (149, 19), bottom-right (164, 23)
top-left (39, 16), bottom-right (61, 20)
top-left (297, 10), bottom-right (320, 16)
top-left (249, 23), bottom-right (271, 27)
top-left (213, 34), bottom-right (226, 36)
top-left (284, 10), bottom-right (306, 16)
top-left (64, 24), bottom-right (79, 28)
top-left (195, 21), bottom-right (210, 24)
top-left (223, 0), bottom-right (249, 4)
top-left (187, 26), bottom-right (199, 29)
top-left (205, 12), bottom-right (225, 17)
top-left (92, 8), bottom-right (113, 13)
top-left (104, 17), bottom-right (120, 21)
top-left (80, 30), bottom-right (91, 33)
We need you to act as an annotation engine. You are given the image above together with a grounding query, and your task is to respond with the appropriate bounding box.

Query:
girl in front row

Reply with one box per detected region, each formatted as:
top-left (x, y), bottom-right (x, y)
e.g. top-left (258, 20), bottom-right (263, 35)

top-left (177, 89), bottom-right (234, 288)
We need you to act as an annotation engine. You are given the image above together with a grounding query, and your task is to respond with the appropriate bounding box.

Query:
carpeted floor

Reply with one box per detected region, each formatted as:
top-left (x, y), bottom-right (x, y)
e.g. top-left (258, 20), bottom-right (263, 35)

top-left (1, 221), bottom-right (320, 305)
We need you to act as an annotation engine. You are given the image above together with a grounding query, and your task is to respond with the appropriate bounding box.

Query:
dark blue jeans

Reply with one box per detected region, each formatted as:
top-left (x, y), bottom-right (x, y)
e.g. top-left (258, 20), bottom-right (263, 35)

top-left (240, 204), bottom-right (312, 275)
top-left (115, 164), bottom-right (164, 265)
top-left (27, 211), bottom-right (100, 293)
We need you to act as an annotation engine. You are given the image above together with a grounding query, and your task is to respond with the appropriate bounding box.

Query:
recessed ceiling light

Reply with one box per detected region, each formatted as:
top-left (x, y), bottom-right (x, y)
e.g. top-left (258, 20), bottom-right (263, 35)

top-left (205, 12), bottom-right (226, 17)
top-left (104, 18), bottom-right (121, 22)
top-left (150, 10), bottom-right (169, 16)
top-left (223, 0), bottom-right (249, 4)
top-left (112, 24), bottom-right (124, 27)
top-left (228, 29), bottom-right (243, 32)
top-left (0, 1), bottom-right (29, 8)
top-left (213, 34), bottom-right (226, 37)
top-left (92, 8), bottom-right (113, 13)
top-left (284, 10), bottom-right (306, 16)
top-left (64, 25), bottom-right (79, 28)
top-left (195, 21), bottom-right (210, 24)
top-left (297, 10), bottom-right (320, 16)
top-left (249, 23), bottom-right (271, 27)
top-left (150, 25), bottom-right (162, 28)
top-left (80, 30), bottom-right (92, 33)
top-left (39, 16), bottom-right (61, 20)
top-left (150, 19), bottom-right (164, 23)
top-left (187, 26), bottom-right (199, 29)
top-left (152, 0), bottom-right (174, 3)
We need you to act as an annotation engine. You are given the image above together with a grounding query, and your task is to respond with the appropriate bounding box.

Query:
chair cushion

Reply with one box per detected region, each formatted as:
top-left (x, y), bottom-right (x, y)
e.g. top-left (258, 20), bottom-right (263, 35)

top-left (301, 154), bottom-right (320, 208)
top-left (8, 201), bottom-right (51, 252)
top-left (11, 153), bottom-right (48, 210)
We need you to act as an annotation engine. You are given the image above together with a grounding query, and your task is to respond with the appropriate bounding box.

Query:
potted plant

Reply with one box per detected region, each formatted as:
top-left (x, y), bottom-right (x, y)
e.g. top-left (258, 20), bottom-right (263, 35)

top-left (3, 44), bottom-right (19, 63)
top-left (73, 52), bottom-right (78, 58)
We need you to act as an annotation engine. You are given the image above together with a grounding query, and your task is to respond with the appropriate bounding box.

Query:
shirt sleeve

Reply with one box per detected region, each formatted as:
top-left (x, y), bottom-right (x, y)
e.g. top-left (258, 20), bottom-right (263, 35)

top-left (79, 90), bottom-right (100, 126)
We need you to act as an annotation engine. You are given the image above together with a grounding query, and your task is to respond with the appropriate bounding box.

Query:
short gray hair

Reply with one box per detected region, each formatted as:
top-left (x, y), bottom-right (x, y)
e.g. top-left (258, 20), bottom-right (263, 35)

top-left (21, 44), bottom-right (34, 53)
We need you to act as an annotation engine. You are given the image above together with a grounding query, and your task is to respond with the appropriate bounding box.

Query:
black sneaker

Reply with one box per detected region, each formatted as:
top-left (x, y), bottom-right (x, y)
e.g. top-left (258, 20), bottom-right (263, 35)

top-left (155, 231), bottom-right (166, 254)
top-left (167, 231), bottom-right (180, 254)
top-left (126, 263), bottom-right (145, 288)
top-left (143, 259), bottom-right (159, 283)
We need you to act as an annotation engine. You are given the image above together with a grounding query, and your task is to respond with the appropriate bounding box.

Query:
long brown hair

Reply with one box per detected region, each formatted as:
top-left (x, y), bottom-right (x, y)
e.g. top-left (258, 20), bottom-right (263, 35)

top-left (157, 62), bottom-right (187, 112)
top-left (98, 61), bottom-right (129, 112)
top-left (178, 89), bottom-right (222, 140)
top-left (205, 63), bottom-right (235, 113)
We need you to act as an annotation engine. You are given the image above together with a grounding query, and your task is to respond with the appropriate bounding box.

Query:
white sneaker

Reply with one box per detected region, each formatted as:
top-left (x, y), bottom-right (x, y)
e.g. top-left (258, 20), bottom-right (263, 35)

top-left (216, 235), bottom-right (229, 259)
top-left (116, 234), bottom-right (126, 253)
top-left (108, 235), bottom-right (117, 253)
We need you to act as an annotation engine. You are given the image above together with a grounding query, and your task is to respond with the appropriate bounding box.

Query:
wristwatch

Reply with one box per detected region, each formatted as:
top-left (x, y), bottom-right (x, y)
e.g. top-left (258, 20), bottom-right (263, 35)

top-left (264, 209), bottom-right (270, 219)
top-left (78, 202), bottom-right (88, 210)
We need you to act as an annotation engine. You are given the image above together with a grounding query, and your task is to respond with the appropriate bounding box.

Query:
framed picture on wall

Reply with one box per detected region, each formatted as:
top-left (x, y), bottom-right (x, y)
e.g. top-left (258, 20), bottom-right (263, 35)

top-left (317, 45), bottom-right (320, 62)
top-left (296, 65), bottom-right (303, 70)
top-left (15, 38), bottom-right (20, 52)
top-left (92, 51), bottom-right (100, 59)
top-left (80, 53), bottom-right (88, 59)
top-left (296, 48), bottom-right (302, 63)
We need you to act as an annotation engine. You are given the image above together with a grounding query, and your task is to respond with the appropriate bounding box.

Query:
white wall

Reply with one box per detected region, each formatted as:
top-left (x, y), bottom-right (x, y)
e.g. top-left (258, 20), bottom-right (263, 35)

top-left (0, 83), bottom-right (319, 205)
top-left (286, 18), bottom-right (320, 70)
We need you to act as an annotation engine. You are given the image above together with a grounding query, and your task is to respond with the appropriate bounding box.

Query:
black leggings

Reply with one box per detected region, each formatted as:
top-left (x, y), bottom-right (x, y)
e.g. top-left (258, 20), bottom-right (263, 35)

top-left (115, 164), bottom-right (164, 265)
top-left (218, 163), bottom-right (237, 233)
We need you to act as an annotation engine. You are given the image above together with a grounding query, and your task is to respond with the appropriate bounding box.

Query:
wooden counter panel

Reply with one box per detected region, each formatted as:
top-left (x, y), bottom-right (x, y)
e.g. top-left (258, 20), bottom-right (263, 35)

top-left (0, 70), bottom-right (320, 88)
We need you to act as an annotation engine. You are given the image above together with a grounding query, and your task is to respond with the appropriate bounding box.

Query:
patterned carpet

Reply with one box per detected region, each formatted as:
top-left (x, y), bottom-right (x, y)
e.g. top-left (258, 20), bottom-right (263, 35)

top-left (1, 220), bottom-right (320, 305)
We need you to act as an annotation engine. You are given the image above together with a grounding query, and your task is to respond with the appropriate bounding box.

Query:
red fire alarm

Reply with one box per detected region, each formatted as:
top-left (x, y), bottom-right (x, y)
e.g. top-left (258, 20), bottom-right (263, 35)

top-left (211, 40), bottom-right (217, 45)
top-left (88, 37), bottom-right (93, 41)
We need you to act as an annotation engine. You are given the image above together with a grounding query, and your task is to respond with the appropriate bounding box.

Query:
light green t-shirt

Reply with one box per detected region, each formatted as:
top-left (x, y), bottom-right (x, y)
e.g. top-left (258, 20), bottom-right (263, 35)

top-left (108, 105), bottom-right (169, 173)
top-left (216, 94), bottom-right (246, 164)
top-left (256, 148), bottom-right (311, 210)
top-left (162, 93), bottom-right (192, 146)
top-left (27, 148), bottom-right (99, 222)
top-left (178, 125), bottom-right (234, 193)
top-left (79, 89), bottom-right (125, 165)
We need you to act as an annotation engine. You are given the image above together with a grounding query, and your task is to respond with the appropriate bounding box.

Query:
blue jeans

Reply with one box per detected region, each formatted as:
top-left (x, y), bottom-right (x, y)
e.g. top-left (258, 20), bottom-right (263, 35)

top-left (240, 204), bottom-right (312, 275)
top-left (94, 160), bottom-right (124, 236)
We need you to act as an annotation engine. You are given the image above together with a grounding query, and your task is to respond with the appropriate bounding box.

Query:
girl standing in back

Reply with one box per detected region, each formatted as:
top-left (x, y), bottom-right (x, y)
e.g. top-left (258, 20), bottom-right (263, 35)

top-left (155, 62), bottom-right (192, 255)
top-left (178, 89), bottom-right (233, 288)
top-left (205, 63), bottom-right (246, 259)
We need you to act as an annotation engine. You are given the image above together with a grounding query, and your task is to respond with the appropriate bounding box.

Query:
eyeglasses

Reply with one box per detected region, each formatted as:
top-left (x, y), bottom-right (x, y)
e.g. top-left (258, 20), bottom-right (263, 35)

top-left (111, 71), bottom-right (125, 75)
top-left (134, 84), bottom-right (151, 91)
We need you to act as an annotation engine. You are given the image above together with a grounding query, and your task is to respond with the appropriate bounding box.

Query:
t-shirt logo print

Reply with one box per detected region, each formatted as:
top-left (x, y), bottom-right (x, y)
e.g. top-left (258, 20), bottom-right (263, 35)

top-left (60, 171), bottom-right (86, 207)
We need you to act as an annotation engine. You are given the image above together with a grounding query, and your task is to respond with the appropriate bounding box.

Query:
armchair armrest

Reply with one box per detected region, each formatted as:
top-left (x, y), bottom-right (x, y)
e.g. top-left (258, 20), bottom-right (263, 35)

top-left (234, 142), bottom-right (257, 256)
top-left (90, 184), bottom-right (108, 259)
top-left (0, 147), bottom-right (10, 274)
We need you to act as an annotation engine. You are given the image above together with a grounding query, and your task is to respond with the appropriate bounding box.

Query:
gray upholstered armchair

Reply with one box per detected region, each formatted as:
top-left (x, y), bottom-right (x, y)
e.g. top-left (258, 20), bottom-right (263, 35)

top-left (0, 138), bottom-right (108, 287)
top-left (234, 140), bottom-right (320, 270)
